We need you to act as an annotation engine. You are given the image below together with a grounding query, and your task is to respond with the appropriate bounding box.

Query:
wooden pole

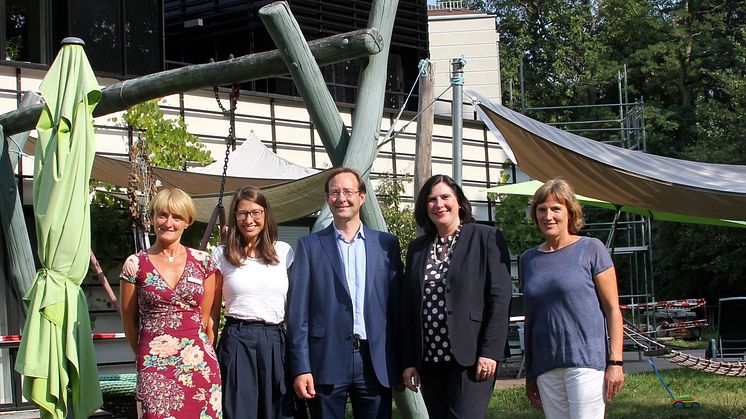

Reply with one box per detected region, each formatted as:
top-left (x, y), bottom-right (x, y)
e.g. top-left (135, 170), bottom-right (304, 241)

top-left (259, 1), bottom-right (384, 233)
top-left (312, 0), bottom-right (400, 233)
top-left (0, 29), bottom-right (384, 136)
top-left (414, 60), bottom-right (434, 200)
top-left (259, 1), bottom-right (355, 166)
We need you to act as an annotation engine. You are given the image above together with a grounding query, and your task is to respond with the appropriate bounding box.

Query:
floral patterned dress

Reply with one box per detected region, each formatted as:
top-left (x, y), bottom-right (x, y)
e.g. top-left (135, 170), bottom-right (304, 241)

top-left (120, 248), bottom-right (222, 419)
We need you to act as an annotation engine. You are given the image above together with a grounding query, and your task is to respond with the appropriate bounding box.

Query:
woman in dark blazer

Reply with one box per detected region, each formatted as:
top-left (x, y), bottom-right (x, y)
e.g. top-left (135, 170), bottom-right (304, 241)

top-left (400, 174), bottom-right (513, 418)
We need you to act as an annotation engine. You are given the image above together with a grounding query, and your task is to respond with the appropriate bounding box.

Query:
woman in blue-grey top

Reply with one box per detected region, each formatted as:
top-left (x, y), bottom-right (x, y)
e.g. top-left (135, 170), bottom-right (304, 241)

top-left (521, 178), bottom-right (624, 419)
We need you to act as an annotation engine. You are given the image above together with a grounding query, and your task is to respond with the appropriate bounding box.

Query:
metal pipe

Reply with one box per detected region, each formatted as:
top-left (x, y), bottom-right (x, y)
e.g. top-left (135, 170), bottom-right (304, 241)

top-left (451, 57), bottom-right (465, 186)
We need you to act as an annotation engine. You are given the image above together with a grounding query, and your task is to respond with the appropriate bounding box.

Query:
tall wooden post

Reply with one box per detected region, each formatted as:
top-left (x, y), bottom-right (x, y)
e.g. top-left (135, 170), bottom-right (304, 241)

top-left (414, 60), bottom-right (434, 201)
top-left (259, 1), bottom-right (386, 233)
top-left (311, 0), bottom-right (400, 233)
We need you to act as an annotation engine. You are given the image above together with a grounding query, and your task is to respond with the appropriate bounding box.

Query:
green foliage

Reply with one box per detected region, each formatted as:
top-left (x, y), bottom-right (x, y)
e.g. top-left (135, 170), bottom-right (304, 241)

top-left (491, 193), bottom-right (543, 257)
top-left (5, 35), bottom-right (23, 60)
top-left (112, 99), bottom-right (213, 169)
top-left (376, 176), bottom-right (416, 258)
top-left (467, 0), bottom-right (746, 301)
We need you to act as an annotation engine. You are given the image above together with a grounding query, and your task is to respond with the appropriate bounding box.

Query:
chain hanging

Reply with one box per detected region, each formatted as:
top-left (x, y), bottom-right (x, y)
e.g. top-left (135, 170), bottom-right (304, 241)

top-left (212, 77), bottom-right (240, 207)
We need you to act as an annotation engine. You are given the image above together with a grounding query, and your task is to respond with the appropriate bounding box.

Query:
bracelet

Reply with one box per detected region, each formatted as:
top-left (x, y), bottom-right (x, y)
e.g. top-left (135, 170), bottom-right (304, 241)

top-left (607, 360), bottom-right (624, 366)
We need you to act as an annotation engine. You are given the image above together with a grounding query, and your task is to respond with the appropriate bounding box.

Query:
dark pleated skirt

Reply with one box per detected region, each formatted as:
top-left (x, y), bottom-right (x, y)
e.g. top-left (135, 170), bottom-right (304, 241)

top-left (217, 318), bottom-right (298, 419)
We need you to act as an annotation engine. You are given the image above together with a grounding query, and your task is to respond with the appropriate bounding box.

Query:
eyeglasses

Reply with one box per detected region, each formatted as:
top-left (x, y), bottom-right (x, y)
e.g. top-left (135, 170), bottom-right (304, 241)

top-left (327, 189), bottom-right (360, 199)
top-left (235, 209), bottom-right (264, 221)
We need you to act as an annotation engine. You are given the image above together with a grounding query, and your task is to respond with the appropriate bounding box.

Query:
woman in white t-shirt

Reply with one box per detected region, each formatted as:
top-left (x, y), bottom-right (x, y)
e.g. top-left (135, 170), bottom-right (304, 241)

top-left (210, 186), bottom-right (295, 419)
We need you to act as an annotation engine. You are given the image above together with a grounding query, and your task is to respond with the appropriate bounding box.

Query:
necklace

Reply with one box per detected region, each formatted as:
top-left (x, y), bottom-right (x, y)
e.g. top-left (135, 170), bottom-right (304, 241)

top-left (431, 228), bottom-right (460, 265)
top-left (165, 245), bottom-right (182, 263)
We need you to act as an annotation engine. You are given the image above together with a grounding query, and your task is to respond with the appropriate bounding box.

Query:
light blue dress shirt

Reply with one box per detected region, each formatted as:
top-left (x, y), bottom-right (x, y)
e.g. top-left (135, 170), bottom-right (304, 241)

top-left (333, 223), bottom-right (367, 340)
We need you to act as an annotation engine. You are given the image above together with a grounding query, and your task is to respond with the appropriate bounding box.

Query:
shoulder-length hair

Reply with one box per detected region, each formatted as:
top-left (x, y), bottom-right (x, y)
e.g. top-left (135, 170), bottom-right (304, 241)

top-left (149, 188), bottom-right (196, 226)
top-left (529, 178), bottom-right (585, 234)
top-left (414, 174), bottom-right (474, 236)
top-left (224, 186), bottom-right (279, 266)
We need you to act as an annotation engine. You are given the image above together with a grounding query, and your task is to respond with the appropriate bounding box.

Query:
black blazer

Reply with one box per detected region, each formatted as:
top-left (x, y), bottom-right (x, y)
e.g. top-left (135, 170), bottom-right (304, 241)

top-left (400, 223), bottom-right (512, 369)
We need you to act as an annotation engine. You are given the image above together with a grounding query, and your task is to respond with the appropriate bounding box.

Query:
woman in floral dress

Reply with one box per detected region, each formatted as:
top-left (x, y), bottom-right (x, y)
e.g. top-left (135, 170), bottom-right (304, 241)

top-left (120, 188), bottom-right (222, 418)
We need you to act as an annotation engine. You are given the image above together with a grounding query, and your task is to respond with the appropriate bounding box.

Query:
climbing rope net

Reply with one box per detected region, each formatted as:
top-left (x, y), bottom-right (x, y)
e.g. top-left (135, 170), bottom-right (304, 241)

top-left (624, 322), bottom-right (746, 377)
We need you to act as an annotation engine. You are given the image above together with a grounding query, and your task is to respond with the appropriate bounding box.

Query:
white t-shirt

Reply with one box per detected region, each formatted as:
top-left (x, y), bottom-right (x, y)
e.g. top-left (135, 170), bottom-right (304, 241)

top-left (211, 241), bottom-right (294, 324)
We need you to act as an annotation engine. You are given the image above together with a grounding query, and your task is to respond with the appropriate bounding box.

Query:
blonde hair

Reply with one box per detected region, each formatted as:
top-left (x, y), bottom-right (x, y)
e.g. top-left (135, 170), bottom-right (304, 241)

top-left (148, 188), bottom-right (196, 226)
top-left (529, 178), bottom-right (585, 234)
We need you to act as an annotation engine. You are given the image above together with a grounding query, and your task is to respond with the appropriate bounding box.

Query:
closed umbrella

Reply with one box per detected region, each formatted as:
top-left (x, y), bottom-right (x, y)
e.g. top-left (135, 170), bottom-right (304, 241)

top-left (14, 37), bottom-right (103, 419)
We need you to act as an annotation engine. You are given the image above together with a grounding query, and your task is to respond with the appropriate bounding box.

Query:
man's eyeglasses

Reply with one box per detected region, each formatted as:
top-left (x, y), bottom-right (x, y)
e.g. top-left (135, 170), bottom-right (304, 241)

top-left (235, 209), bottom-right (264, 221)
top-left (327, 190), bottom-right (360, 199)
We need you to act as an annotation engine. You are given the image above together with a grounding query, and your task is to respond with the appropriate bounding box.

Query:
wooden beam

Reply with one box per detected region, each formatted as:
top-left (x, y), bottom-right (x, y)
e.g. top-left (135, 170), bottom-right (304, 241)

top-left (312, 0), bottom-right (400, 232)
top-left (0, 28), bottom-right (383, 137)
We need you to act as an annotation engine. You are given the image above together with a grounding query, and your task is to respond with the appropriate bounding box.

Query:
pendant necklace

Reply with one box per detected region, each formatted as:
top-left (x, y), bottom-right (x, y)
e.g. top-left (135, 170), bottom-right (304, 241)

top-left (166, 245), bottom-right (182, 263)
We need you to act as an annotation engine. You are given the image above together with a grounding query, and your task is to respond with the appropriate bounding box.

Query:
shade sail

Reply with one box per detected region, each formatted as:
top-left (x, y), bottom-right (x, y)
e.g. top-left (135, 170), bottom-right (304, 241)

top-left (15, 40), bottom-right (102, 419)
top-left (191, 130), bottom-right (319, 180)
top-left (98, 164), bottom-right (329, 223)
top-left (471, 92), bottom-right (746, 221)
top-left (485, 180), bottom-right (746, 228)
top-left (93, 154), bottom-right (289, 194)
top-left (191, 170), bottom-right (328, 223)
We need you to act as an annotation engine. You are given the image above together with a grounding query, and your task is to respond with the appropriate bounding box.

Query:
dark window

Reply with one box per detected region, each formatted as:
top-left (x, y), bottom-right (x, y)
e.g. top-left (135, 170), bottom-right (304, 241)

top-left (69, 0), bottom-right (122, 74)
top-left (4, 0), bottom-right (51, 63)
top-left (163, 0), bottom-right (428, 105)
top-left (2, 0), bottom-right (162, 76)
top-left (125, 0), bottom-right (163, 75)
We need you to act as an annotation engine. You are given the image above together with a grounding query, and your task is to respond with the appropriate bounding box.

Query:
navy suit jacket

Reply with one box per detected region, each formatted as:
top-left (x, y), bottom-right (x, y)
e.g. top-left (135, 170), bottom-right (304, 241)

top-left (288, 224), bottom-right (402, 387)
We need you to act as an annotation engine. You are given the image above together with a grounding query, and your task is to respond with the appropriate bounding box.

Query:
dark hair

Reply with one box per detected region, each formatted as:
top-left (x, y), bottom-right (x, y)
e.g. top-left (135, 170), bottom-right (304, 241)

top-left (324, 167), bottom-right (366, 194)
top-left (224, 186), bottom-right (280, 266)
top-left (529, 178), bottom-right (585, 234)
top-left (414, 174), bottom-right (474, 236)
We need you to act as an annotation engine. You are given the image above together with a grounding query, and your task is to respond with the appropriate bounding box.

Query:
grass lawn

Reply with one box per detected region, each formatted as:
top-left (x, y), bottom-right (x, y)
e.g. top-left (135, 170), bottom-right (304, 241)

top-left (487, 369), bottom-right (746, 418)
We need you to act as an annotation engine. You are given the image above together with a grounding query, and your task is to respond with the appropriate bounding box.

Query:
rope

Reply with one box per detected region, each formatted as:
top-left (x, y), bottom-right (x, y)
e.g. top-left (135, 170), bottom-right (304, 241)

top-left (381, 59), bottom-right (430, 144)
top-left (623, 322), bottom-right (746, 377)
top-left (377, 84), bottom-right (453, 152)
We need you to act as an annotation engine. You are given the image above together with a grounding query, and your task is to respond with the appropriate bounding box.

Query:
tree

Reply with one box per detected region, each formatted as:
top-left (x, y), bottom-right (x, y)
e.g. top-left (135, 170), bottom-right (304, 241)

top-left (491, 193), bottom-right (544, 257)
top-left (376, 176), bottom-right (416, 258)
top-left (488, 169), bottom-right (543, 256)
top-left (113, 99), bottom-right (213, 169)
top-left (468, 0), bottom-right (746, 301)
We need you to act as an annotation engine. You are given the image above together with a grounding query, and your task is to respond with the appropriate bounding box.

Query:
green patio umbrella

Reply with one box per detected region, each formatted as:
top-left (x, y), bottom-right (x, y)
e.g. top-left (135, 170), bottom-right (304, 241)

top-left (14, 38), bottom-right (103, 419)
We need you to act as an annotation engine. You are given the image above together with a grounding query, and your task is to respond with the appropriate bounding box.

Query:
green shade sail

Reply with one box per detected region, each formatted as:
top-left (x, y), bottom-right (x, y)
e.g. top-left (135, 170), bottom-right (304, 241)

top-left (14, 40), bottom-right (103, 419)
top-left (484, 180), bottom-right (746, 229)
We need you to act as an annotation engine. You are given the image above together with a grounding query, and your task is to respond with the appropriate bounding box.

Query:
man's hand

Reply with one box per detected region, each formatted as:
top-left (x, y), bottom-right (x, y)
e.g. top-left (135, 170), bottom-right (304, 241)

top-left (294, 373), bottom-right (316, 399)
top-left (402, 367), bottom-right (420, 392)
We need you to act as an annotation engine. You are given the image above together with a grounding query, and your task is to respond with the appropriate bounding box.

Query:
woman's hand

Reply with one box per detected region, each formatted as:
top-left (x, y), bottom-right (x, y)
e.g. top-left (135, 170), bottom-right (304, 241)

top-left (475, 356), bottom-right (497, 381)
top-left (525, 378), bottom-right (542, 410)
top-left (605, 365), bottom-right (625, 400)
top-left (402, 367), bottom-right (420, 392)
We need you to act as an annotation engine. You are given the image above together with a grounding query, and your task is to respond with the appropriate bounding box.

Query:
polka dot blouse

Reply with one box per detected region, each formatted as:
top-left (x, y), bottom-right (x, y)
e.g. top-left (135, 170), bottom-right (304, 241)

top-left (422, 226), bottom-right (461, 363)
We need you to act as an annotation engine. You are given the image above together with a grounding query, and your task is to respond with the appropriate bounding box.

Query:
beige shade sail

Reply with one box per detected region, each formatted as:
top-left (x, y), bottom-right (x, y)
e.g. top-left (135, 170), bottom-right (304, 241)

top-left (24, 136), bottom-right (327, 222)
top-left (472, 91), bottom-right (746, 221)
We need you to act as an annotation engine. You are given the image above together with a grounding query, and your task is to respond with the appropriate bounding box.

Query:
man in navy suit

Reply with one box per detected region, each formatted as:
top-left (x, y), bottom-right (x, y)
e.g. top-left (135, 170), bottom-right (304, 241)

top-left (288, 167), bottom-right (402, 419)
